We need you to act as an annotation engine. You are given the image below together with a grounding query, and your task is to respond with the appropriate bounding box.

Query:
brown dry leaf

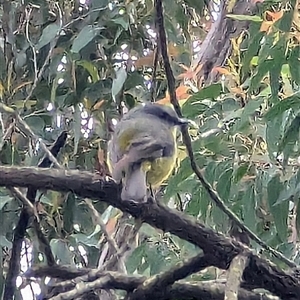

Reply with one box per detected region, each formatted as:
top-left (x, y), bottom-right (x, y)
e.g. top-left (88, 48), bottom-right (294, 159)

top-left (177, 63), bottom-right (203, 81)
top-left (0, 81), bottom-right (4, 99)
top-left (260, 21), bottom-right (273, 32)
top-left (157, 85), bottom-right (191, 105)
top-left (10, 132), bottom-right (18, 145)
top-left (93, 99), bottom-right (106, 110)
top-left (106, 215), bottom-right (119, 235)
top-left (134, 52), bottom-right (155, 68)
top-left (213, 66), bottom-right (231, 75)
top-left (266, 10), bottom-right (284, 22)
top-left (260, 10), bottom-right (283, 32)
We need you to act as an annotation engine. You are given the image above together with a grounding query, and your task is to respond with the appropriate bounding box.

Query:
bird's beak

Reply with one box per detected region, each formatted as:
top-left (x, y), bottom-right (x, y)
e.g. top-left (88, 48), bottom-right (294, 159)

top-left (178, 118), bottom-right (199, 129)
top-left (178, 118), bottom-right (189, 125)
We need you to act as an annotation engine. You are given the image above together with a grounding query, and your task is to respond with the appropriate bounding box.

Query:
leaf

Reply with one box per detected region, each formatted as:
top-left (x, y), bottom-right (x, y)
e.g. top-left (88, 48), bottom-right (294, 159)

top-left (73, 104), bottom-right (82, 156)
top-left (226, 14), bottom-right (263, 22)
top-left (89, 0), bottom-right (109, 22)
top-left (232, 98), bottom-right (264, 132)
top-left (243, 184), bottom-right (257, 231)
top-left (216, 168), bottom-right (233, 201)
top-left (249, 59), bottom-right (274, 92)
top-left (288, 46), bottom-right (300, 85)
top-left (0, 47), bottom-right (6, 80)
top-left (0, 196), bottom-right (12, 211)
top-left (124, 71), bottom-right (145, 90)
top-left (76, 60), bottom-right (100, 83)
top-left (70, 233), bottom-right (99, 248)
top-left (62, 194), bottom-right (75, 233)
top-left (234, 162), bottom-right (249, 183)
top-left (24, 116), bottom-right (45, 135)
top-left (266, 118), bottom-right (283, 160)
top-left (164, 157), bottom-right (194, 199)
top-left (50, 239), bottom-right (74, 265)
top-left (126, 243), bottom-right (146, 274)
top-left (269, 36), bottom-right (287, 102)
top-left (267, 175), bottom-right (288, 242)
top-left (183, 83), bottom-right (222, 106)
top-left (0, 235), bottom-right (12, 248)
top-left (111, 67), bottom-right (127, 99)
top-left (112, 16), bottom-right (129, 30)
top-left (36, 23), bottom-right (60, 50)
top-left (71, 25), bottom-right (102, 53)
top-left (241, 23), bottom-right (263, 78)
top-left (264, 93), bottom-right (300, 120)
top-left (278, 115), bottom-right (300, 154)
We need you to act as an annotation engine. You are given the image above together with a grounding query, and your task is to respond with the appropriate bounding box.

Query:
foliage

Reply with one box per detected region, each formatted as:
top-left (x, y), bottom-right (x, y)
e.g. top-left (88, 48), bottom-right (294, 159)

top-left (0, 0), bottom-right (300, 298)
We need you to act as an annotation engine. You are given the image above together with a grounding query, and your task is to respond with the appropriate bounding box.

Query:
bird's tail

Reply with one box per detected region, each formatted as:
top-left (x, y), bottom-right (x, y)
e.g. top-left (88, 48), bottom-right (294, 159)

top-left (121, 165), bottom-right (147, 203)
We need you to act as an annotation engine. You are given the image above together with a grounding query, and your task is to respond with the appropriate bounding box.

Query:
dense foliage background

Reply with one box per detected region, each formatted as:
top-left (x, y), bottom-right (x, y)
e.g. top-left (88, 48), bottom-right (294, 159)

top-left (1, 0), bottom-right (300, 299)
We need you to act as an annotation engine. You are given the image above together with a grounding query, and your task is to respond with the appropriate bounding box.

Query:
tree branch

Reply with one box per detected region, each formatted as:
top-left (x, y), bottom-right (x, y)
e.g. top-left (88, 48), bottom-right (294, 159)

top-left (0, 166), bottom-right (300, 298)
top-left (27, 266), bottom-right (277, 300)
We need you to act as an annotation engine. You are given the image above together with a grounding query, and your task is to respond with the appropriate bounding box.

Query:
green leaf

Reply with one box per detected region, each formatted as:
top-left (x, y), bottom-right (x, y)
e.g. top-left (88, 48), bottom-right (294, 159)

top-left (63, 194), bottom-right (75, 233)
top-left (278, 115), bottom-right (300, 155)
top-left (70, 233), bottom-right (99, 248)
top-left (76, 60), bottom-right (100, 83)
top-left (36, 23), bottom-right (60, 50)
top-left (89, 0), bottom-right (108, 22)
top-left (266, 117), bottom-right (284, 159)
top-left (182, 102), bottom-right (209, 119)
top-left (112, 67), bottom-right (127, 99)
top-left (183, 83), bottom-right (222, 106)
top-left (0, 236), bottom-right (12, 248)
top-left (249, 59), bottom-right (274, 92)
top-left (126, 243), bottom-right (146, 274)
top-left (73, 104), bottom-right (82, 156)
top-left (267, 175), bottom-right (288, 242)
top-left (71, 25), bottom-right (102, 53)
top-left (50, 239), bottom-right (74, 265)
top-left (0, 47), bottom-right (6, 80)
top-left (243, 184), bottom-right (256, 231)
top-left (24, 116), bottom-right (45, 135)
top-left (226, 14), bottom-right (262, 22)
top-left (112, 16), bottom-right (130, 30)
top-left (288, 46), bottom-right (300, 85)
top-left (0, 196), bottom-right (12, 211)
top-left (124, 71), bottom-right (145, 91)
top-left (164, 157), bottom-right (194, 199)
top-left (216, 168), bottom-right (233, 201)
top-left (269, 36), bottom-right (287, 102)
top-left (241, 23), bottom-right (263, 79)
top-left (264, 93), bottom-right (300, 120)
top-left (234, 162), bottom-right (249, 183)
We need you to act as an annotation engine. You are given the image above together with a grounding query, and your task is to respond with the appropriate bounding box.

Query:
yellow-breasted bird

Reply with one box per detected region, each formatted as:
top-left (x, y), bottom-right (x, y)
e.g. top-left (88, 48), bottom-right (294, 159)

top-left (107, 103), bottom-right (189, 203)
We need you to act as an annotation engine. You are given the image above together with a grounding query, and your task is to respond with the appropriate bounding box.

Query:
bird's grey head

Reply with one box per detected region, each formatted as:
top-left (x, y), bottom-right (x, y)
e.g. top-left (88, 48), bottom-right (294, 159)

top-left (127, 103), bottom-right (189, 126)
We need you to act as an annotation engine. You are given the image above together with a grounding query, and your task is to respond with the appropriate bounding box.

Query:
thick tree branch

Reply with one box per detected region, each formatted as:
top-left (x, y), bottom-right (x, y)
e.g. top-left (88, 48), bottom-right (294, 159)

top-left (27, 266), bottom-right (277, 300)
top-left (1, 166), bottom-right (300, 298)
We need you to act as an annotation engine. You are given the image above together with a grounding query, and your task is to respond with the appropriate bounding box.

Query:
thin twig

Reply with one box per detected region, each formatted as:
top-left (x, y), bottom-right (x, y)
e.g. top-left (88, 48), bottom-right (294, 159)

top-left (85, 199), bottom-right (126, 273)
top-left (0, 120), bottom-right (15, 152)
top-left (150, 45), bottom-right (160, 102)
top-left (154, 0), bottom-right (296, 269)
top-left (25, 7), bottom-right (38, 84)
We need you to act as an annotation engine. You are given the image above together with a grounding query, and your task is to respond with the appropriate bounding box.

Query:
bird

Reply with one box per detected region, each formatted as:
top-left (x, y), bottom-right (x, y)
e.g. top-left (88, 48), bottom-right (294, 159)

top-left (107, 102), bottom-right (189, 203)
